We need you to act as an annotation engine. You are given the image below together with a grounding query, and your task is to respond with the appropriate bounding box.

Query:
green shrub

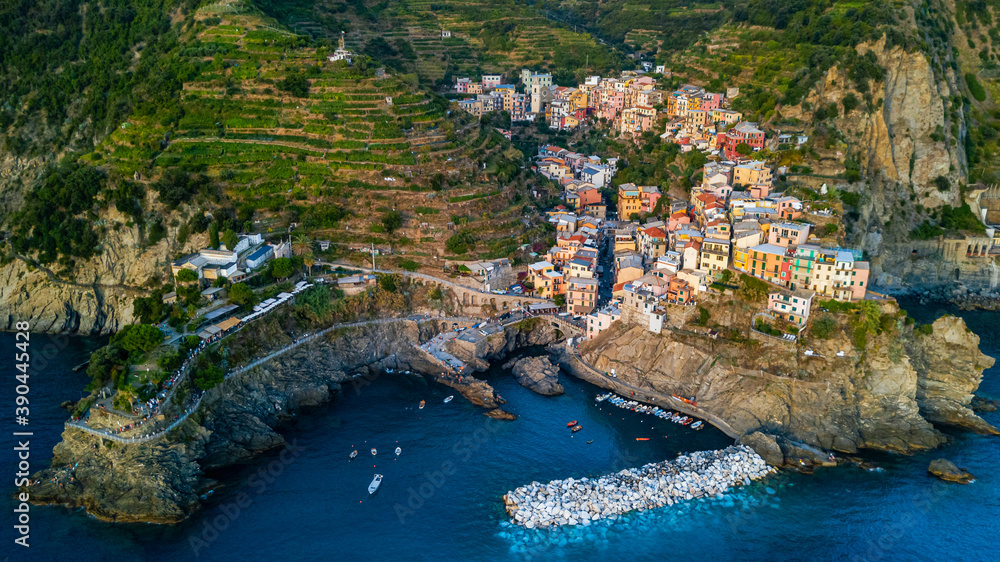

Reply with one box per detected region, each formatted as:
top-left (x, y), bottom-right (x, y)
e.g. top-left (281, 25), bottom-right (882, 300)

top-left (966, 73), bottom-right (987, 102)
top-left (915, 323), bottom-right (934, 336)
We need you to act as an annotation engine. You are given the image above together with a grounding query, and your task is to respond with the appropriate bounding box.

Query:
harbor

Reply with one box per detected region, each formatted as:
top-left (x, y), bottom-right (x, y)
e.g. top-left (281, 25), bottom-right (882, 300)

top-left (503, 446), bottom-right (774, 528)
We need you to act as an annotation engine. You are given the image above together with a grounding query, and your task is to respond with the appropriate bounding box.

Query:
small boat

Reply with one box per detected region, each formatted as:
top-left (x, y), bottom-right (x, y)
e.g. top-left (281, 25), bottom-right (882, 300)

top-left (443, 395), bottom-right (454, 403)
top-left (371, 448), bottom-right (377, 456)
top-left (419, 400), bottom-right (425, 410)
top-left (571, 425), bottom-right (582, 432)
top-left (586, 440), bottom-right (594, 444)
top-left (395, 447), bottom-right (402, 455)
top-left (635, 437), bottom-right (650, 441)
top-left (368, 474), bottom-right (383, 494)
top-left (566, 420), bottom-right (578, 427)
top-left (349, 449), bottom-right (358, 460)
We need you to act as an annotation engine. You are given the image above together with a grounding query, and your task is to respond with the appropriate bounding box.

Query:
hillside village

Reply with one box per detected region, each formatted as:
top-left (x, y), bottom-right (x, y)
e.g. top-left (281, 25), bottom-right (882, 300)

top-left (445, 69), bottom-right (875, 343)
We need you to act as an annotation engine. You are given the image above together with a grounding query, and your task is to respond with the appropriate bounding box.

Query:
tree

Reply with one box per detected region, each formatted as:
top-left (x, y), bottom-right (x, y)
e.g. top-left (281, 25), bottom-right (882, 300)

top-left (856, 300), bottom-right (881, 335)
top-left (553, 294), bottom-right (566, 307)
top-left (193, 365), bottom-right (225, 390)
top-left (176, 268), bottom-right (199, 283)
top-left (132, 295), bottom-right (164, 324)
top-left (293, 233), bottom-right (312, 255)
top-left (841, 93), bottom-right (859, 113)
top-left (228, 283), bottom-right (255, 306)
top-left (112, 324), bottom-right (164, 359)
top-left (279, 72), bottom-right (310, 97)
top-left (222, 228), bottom-right (238, 251)
top-left (86, 345), bottom-right (128, 389)
top-left (382, 210), bottom-right (403, 234)
top-left (735, 142), bottom-right (752, 156)
top-left (303, 253), bottom-right (315, 277)
top-left (209, 223), bottom-right (220, 248)
top-left (270, 257), bottom-right (294, 279)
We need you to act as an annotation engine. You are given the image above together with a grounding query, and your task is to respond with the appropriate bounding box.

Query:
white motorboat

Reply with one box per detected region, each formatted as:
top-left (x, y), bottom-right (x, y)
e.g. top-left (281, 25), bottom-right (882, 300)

top-left (349, 449), bottom-right (358, 460)
top-left (395, 447), bottom-right (402, 455)
top-left (368, 474), bottom-right (383, 494)
top-left (443, 395), bottom-right (454, 403)
top-left (371, 448), bottom-right (377, 456)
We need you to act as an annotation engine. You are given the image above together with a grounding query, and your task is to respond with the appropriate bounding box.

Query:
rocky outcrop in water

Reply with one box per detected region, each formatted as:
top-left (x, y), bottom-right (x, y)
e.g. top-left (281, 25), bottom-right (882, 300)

top-left (907, 316), bottom-right (998, 435)
top-left (505, 356), bottom-right (564, 396)
top-left (928, 458), bottom-right (975, 484)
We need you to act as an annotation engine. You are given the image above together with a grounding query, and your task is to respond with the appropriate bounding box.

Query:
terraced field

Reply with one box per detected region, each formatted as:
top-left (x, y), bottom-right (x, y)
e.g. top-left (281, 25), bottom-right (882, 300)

top-left (86, 4), bottom-right (542, 263)
top-left (253, 0), bottom-right (623, 85)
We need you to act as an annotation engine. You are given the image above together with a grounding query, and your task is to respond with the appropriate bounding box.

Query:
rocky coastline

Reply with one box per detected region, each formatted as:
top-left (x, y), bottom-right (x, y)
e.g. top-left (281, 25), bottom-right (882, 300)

top-left (26, 317), bottom-right (567, 523)
top-left (887, 283), bottom-right (1000, 311)
top-left (503, 446), bottom-right (773, 528)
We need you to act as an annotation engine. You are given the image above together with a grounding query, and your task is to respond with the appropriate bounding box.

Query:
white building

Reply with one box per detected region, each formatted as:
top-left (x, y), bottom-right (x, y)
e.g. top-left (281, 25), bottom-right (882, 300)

top-left (329, 31), bottom-right (353, 63)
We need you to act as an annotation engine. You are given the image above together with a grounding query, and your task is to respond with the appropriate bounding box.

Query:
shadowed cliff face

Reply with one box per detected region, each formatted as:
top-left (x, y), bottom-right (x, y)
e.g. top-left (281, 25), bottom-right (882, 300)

top-left (580, 313), bottom-right (994, 457)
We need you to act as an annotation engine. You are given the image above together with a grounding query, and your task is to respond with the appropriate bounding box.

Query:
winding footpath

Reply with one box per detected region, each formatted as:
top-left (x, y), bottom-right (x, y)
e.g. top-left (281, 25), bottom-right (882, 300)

top-left (66, 313), bottom-right (474, 444)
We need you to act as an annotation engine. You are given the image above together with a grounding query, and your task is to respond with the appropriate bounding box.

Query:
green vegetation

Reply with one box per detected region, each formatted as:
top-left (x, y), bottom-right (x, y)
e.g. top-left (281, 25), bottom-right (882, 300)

top-left (382, 210), bottom-right (403, 234)
top-left (0, 0), bottom-right (191, 156)
top-left (193, 364), bottom-right (225, 391)
top-left (738, 274), bottom-right (769, 302)
top-left (228, 283), bottom-right (255, 306)
top-left (811, 316), bottom-right (838, 339)
top-left (9, 163), bottom-right (104, 264)
top-left (914, 323), bottom-right (934, 336)
top-left (446, 230), bottom-right (477, 255)
top-left (270, 257), bottom-right (294, 280)
top-left (966, 73), bottom-right (987, 102)
top-left (111, 324), bottom-right (165, 361)
top-left (176, 269), bottom-right (199, 283)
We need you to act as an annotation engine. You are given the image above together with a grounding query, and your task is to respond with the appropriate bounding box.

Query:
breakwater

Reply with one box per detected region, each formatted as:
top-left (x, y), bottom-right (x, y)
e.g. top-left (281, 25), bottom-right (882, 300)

top-left (503, 446), bottom-right (774, 528)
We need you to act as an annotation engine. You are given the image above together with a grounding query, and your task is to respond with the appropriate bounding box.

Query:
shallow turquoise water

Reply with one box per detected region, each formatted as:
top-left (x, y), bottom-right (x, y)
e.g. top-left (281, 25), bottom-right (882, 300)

top-left (1, 303), bottom-right (996, 561)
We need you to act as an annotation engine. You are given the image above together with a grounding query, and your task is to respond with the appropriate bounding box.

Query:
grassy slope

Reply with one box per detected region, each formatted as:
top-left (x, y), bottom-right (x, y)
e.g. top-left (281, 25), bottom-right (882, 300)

top-left (5, 1), bottom-right (551, 279)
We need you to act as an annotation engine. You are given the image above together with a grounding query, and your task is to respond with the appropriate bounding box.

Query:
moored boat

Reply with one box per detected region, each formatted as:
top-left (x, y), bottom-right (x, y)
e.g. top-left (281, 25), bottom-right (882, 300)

top-left (443, 395), bottom-right (454, 403)
top-left (349, 449), bottom-right (358, 460)
top-left (371, 448), bottom-right (377, 456)
top-left (571, 425), bottom-right (582, 433)
top-left (395, 446), bottom-right (402, 455)
top-left (635, 437), bottom-right (650, 441)
top-left (419, 400), bottom-right (425, 410)
top-left (368, 474), bottom-right (383, 494)
top-left (566, 420), bottom-right (578, 427)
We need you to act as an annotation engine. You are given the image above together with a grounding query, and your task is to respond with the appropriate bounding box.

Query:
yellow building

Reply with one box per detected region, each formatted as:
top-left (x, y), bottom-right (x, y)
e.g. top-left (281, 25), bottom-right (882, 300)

top-left (618, 183), bottom-right (643, 219)
top-left (568, 89), bottom-right (588, 112)
top-left (732, 246), bottom-right (750, 271)
top-left (699, 238), bottom-right (731, 272)
top-left (732, 161), bottom-right (772, 187)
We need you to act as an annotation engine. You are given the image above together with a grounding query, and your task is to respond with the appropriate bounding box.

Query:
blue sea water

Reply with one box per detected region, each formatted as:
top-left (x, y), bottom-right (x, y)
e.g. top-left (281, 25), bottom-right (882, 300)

top-left (1, 302), bottom-right (997, 561)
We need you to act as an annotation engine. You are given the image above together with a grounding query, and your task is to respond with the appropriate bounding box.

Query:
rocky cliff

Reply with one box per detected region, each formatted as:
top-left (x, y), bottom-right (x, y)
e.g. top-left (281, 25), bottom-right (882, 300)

top-left (578, 313), bottom-right (994, 461)
top-left (790, 31), bottom-right (997, 291)
top-left (0, 206), bottom-right (209, 334)
top-left (27, 318), bottom-right (565, 523)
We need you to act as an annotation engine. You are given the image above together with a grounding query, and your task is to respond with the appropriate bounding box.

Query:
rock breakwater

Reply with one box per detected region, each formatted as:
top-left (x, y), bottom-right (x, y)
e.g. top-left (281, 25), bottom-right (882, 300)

top-left (503, 445), bottom-right (773, 528)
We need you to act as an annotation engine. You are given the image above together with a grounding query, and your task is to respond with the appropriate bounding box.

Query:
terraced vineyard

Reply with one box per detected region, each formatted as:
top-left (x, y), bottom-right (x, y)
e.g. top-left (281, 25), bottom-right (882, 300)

top-left (85, 3), bottom-right (541, 264)
top-left (254, 0), bottom-right (623, 85)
